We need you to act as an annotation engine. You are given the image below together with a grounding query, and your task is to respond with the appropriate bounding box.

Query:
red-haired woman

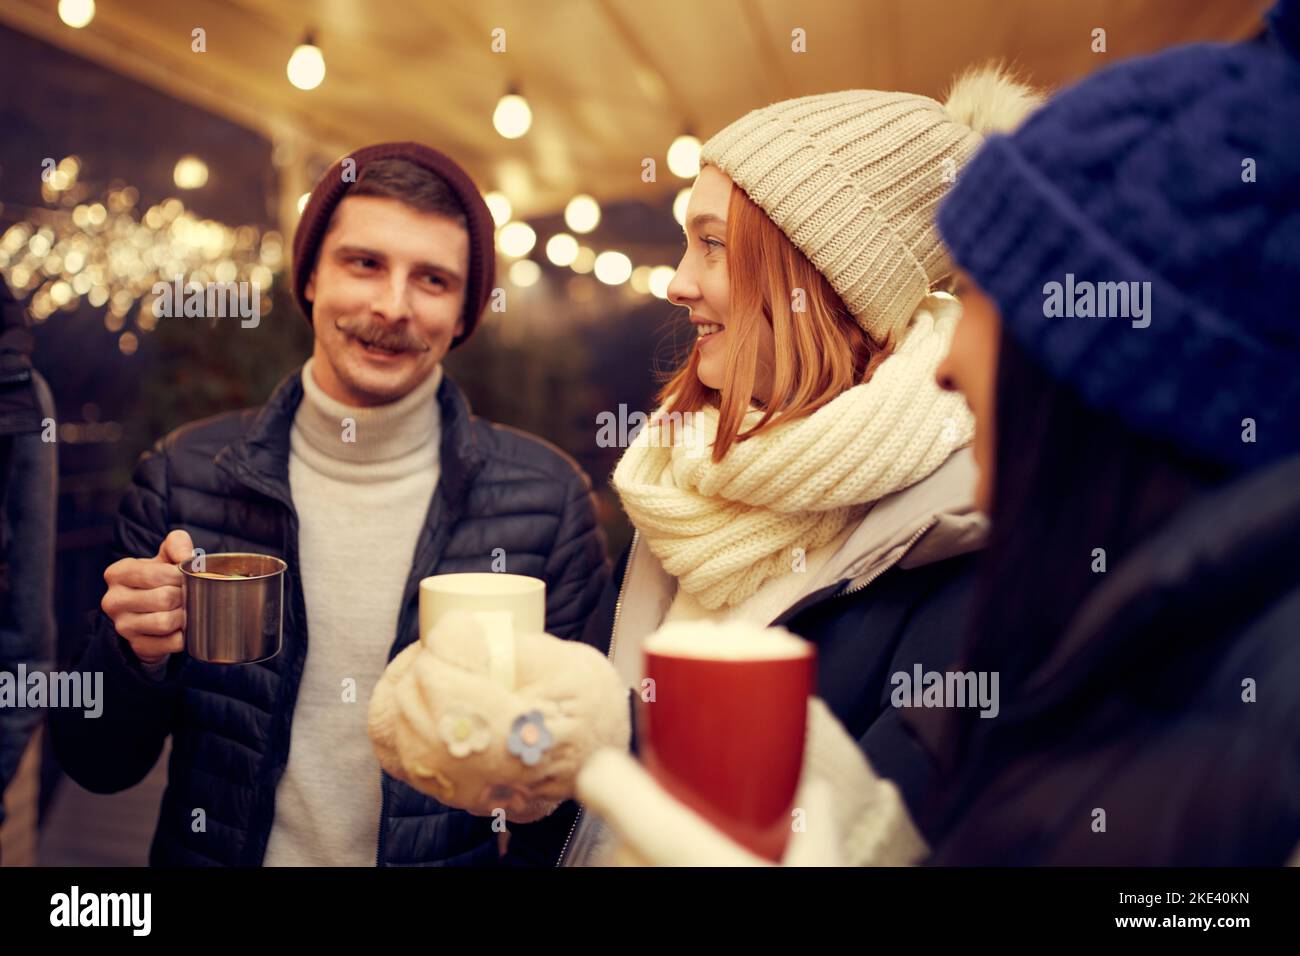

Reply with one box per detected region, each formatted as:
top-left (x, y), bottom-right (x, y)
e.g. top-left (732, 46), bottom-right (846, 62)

top-left (564, 68), bottom-right (1042, 865)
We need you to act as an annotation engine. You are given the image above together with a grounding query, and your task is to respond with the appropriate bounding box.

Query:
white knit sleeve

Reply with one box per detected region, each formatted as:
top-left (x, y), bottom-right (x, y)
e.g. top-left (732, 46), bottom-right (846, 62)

top-left (802, 696), bottom-right (930, 866)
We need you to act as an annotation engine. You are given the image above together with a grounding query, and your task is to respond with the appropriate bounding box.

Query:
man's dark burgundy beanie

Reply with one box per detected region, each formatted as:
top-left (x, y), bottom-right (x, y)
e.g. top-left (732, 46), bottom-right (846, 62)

top-left (291, 141), bottom-right (496, 349)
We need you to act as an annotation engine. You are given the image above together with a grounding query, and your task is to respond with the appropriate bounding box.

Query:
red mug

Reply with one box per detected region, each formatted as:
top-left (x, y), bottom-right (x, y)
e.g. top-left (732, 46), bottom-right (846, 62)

top-left (639, 623), bottom-right (816, 861)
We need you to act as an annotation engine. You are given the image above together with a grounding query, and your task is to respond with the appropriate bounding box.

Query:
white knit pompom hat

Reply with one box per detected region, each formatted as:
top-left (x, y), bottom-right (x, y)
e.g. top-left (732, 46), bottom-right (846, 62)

top-left (699, 65), bottom-right (1042, 343)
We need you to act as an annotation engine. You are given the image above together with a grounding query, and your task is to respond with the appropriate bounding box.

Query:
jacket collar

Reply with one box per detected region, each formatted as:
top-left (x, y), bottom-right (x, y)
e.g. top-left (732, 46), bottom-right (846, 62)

top-left (215, 364), bottom-right (485, 513)
top-left (775, 446), bottom-right (987, 622)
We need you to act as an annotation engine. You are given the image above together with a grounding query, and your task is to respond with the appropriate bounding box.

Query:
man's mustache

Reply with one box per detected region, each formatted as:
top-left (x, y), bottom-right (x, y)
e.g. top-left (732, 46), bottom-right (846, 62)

top-left (334, 318), bottom-right (432, 353)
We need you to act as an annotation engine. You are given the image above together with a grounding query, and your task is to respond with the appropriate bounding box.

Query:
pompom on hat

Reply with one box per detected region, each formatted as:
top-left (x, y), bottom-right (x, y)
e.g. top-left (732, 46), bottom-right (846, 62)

top-left (699, 65), bottom-right (1042, 344)
top-left (938, 0), bottom-right (1300, 472)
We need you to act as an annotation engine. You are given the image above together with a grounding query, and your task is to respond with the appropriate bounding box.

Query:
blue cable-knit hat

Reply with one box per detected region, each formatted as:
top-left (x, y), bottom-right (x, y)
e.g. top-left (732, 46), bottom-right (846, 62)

top-left (938, 0), bottom-right (1300, 472)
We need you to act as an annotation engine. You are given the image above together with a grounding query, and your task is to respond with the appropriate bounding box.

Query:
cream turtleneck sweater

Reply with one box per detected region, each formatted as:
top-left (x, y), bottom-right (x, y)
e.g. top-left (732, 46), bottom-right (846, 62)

top-left (262, 357), bottom-right (442, 866)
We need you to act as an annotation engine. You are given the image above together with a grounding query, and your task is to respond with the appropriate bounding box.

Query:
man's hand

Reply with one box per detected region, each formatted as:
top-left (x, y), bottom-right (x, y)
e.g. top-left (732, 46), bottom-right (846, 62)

top-left (100, 529), bottom-right (194, 667)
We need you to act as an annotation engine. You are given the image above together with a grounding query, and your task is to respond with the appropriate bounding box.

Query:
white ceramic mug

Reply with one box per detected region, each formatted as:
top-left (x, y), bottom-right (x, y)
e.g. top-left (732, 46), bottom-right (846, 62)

top-left (418, 573), bottom-right (546, 690)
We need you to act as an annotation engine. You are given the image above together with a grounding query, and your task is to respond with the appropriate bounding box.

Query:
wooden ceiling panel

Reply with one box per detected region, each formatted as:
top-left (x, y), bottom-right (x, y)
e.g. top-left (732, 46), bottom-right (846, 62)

top-left (0, 0), bottom-right (1273, 218)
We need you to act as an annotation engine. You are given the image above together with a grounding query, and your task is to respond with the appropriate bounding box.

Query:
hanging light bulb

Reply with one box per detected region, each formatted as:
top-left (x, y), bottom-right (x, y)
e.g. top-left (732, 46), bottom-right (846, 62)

top-left (673, 187), bottom-right (692, 227)
top-left (498, 221), bottom-right (537, 258)
top-left (58, 0), bottom-right (95, 29)
top-left (630, 265), bottom-right (653, 295)
top-left (545, 233), bottom-right (579, 267)
top-left (173, 156), bottom-right (209, 190)
top-left (564, 194), bottom-right (601, 234)
top-left (667, 132), bottom-right (702, 179)
top-left (484, 191), bottom-right (512, 227)
top-left (493, 86), bottom-right (532, 139)
top-left (594, 251), bottom-right (632, 286)
top-left (649, 266), bottom-right (675, 299)
top-left (509, 259), bottom-right (541, 288)
top-left (287, 33), bottom-right (326, 91)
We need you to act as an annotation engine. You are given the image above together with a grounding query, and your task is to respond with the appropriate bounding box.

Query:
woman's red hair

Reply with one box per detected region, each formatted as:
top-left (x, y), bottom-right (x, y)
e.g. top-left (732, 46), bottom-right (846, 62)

top-left (658, 177), bottom-right (892, 462)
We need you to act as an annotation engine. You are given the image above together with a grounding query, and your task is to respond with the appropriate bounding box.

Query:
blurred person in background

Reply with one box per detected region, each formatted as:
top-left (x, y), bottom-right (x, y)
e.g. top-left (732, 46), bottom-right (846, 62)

top-left (0, 277), bottom-right (57, 866)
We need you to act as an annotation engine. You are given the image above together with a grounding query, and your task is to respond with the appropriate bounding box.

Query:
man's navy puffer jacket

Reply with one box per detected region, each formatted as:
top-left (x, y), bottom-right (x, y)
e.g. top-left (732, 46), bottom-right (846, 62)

top-left (49, 367), bottom-right (609, 866)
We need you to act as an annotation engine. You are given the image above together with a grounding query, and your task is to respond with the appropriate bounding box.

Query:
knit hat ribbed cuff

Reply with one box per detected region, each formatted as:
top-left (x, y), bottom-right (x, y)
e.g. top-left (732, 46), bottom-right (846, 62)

top-left (702, 118), bottom-right (933, 343)
top-left (937, 135), bottom-right (1295, 472)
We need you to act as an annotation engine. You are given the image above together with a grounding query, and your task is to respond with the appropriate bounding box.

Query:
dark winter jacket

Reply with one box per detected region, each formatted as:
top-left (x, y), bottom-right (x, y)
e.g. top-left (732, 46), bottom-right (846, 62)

top-left (48, 366), bottom-right (608, 866)
top-left (922, 452), bottom-right (1300, 865)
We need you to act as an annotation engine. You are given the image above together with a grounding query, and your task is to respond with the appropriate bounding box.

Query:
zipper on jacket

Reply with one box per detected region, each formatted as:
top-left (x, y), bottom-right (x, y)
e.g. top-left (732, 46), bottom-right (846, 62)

top-left (222, 457), bottom-right (313, 867)
top-left (375, 574), bottom-right (424, 866)
top-left (769, 515), bottom-right (946, 630)
top-left (836, 516), bottom-right (940, 599)
top-left (604, 530), bottom-right (639, 669)
top-left (376, 490), bottom-right (455, 866)
top-left (555, 529), bottom-right (640, 866)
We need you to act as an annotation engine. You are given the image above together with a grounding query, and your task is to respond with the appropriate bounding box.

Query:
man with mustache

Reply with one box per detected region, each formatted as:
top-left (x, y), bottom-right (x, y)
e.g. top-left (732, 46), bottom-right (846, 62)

top-left (49, 143), bottom-right (609, 866)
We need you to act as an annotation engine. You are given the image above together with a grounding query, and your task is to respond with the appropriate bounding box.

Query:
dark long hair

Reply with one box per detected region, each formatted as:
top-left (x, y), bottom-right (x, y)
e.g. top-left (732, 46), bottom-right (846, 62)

top-left (924, 330), bottom-right (1232, 838)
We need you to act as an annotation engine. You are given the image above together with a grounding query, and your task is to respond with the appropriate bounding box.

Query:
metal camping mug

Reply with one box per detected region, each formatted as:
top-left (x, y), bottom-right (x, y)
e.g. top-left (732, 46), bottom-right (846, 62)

top-left (178, 552), bottom-right (286, 664)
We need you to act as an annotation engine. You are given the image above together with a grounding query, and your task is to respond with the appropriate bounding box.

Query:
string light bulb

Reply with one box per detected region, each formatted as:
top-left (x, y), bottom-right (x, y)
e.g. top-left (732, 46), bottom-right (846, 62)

top-left (667, 132), bottom-right (702, 179)
top-left (564, 194), bottom-right (600, 234)
top-left (493, 87), bottom-right (532, 139)
top-left (287, 32), bottom-right (326, 90)
top-left (58, 0), bottom-right (95, 29)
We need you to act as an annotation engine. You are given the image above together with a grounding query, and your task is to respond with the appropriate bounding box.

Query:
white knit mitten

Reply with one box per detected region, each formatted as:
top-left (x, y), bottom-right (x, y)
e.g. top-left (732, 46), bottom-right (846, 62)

top-left (574, 696), bottom-right (928, 866)
top-left (368, 611), bottom-right (630, 822)
top-left (800, 696), bottom-right (929, 866)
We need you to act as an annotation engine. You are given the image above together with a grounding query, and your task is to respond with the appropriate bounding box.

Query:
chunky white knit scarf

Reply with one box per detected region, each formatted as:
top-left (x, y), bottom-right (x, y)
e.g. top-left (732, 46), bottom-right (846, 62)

top-left (612, 294), bottom-right (973, 609)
